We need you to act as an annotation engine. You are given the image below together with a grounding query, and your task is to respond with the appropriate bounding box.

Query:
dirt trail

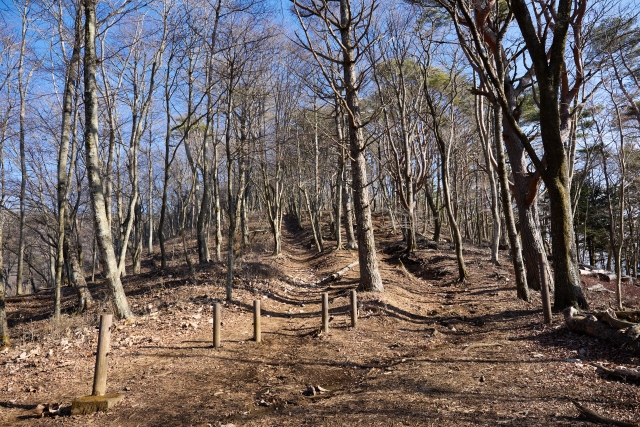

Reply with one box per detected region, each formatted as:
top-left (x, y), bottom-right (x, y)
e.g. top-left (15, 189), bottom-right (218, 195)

top-left (1, 217), bottom-right (639, 426)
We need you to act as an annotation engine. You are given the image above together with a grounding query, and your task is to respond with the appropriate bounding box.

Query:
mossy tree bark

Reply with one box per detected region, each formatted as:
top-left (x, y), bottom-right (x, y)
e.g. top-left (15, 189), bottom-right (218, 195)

top-left (508, 0), bottom-right (588, 309)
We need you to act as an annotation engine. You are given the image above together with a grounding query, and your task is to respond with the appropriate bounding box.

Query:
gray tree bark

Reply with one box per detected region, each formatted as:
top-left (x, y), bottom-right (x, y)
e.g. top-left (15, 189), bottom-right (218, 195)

top-left (83, 0), bottom-right (132, 319)
top-left (339, 0), bottom-right (382, 291)
top-left (55, 2), bottom-right (83, 320)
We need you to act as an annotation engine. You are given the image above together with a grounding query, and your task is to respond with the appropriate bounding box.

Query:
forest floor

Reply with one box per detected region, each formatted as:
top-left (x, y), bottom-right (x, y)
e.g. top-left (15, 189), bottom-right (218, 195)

top-left (1, 214), bottom-right (640, 426)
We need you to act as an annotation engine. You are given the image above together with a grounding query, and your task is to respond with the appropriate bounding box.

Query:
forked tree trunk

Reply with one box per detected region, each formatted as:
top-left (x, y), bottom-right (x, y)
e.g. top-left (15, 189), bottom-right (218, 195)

top-left (503, 120), bottom-right (551, 291)
top-left (508, 0), bottom-right (588, 310)
top-left (63, 227), bottom-right (94, 312)
top-left (83, 0), bottom-right (132, 319)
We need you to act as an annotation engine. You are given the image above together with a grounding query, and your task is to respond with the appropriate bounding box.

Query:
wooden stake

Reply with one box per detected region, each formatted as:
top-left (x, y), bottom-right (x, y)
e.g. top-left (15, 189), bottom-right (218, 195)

top-left (253, 300), bottom-right (261, 343)
top-left (213, 303), bottom-right (221, 348)
top-left (539, 253), bottom-right (552, 324)
top-left (350, 290), bottom-right (357, 328)
top-left (322, 292), bottom-right (329, 333)
top-left (92, 314), bottom-right (112, 396)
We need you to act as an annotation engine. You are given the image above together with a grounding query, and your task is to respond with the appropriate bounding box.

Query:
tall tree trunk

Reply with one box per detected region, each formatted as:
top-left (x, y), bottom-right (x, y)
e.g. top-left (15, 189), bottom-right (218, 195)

top-left (475, 94), bottom-right (500, 264)
top-left (425, 66), bottom-right (467, 282)
top-left (55, 3), bottom-right (83, 320)
top-left (493, 105), bottom-right (529, 300)
top-left (224, 90), bottom-right (242, 301)
top-left (133, 198), bottom-right (143, 274)
top-left (213, 144), bottom-right (222, 261)
top-left (16, 2), bottom-right (29, 296)
top-left (339, 0), bottom-right (382, 292)
top-left (0, 207), bottom-right (8, 348)
top-left (503, 119), bottom-right (551, 291)
top-left (197, 129), bottom-right (212, 263)
top-left (343, 180), bottom-right (357, 250)
top-left (425, 182), bottom-right (441, 242)
top-left (508, 0), bottom-right (588, 309)
top-left (147, 142), bottom-right (154, 255)
top-left (241, 189), bottom-right (250, 247)
top-left (83, 0), bottom-right (132, 319)
top-left (334, 146), bottom-right (344, 249)
top-left (440, 139), bottom-right (468, 282)
top-left (197, 0), bottom-right (221, 263)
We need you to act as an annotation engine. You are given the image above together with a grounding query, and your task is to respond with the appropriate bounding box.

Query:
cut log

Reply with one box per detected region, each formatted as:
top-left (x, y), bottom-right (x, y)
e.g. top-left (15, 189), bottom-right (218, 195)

top-left (598, 272), bottom-right (617, 282)
top-left (587, 284), bottom-right (614, 293)
top-left (572, 400), bottom-right (639, 427)
top-left (563, 307), bottom-right (640, 355)
top-left (317, 261), bottom-right (359, 285)
top-left (593, 363), bottom-right (640, 382)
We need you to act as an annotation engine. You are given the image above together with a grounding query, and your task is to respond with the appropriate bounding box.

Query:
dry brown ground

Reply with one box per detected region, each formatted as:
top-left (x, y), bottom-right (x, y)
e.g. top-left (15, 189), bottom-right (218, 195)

top-left (1, 214), bottom-right (639, 426)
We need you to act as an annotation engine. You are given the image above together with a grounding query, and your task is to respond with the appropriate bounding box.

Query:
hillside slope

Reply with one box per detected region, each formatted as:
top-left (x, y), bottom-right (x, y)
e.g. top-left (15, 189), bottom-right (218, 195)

top-left (1, 215), bottom-right (639, 426)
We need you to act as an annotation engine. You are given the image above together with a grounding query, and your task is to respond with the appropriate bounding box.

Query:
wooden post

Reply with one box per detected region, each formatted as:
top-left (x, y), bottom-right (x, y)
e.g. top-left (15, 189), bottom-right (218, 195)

top-left (253, 300), bottom-right (261, 343)
top-left (213, 303), bottom-right (221, 348)
top-left (92, 314), bottom-right (113, 396)
top-left (350, 289), bottom-right (357, 328)
top-left (322, 292), bottom-right (329, 333)
top-left (539, 253), bottom-right (552, 324)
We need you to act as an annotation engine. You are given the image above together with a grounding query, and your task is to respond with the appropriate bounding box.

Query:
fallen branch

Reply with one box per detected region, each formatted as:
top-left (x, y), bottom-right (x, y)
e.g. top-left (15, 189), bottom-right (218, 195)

top-left (572, 400), bottom-right (639, 427)
top-left (563, 307), bottom-right (640, 355)
top-left (462, 341), bottom-right (508, 352)
top-left (593, 363), bottom-right (640, 382)
top-left (594, 310), bottom-right (637, 330)
top-left (317, 260), bottom-right (358, 285)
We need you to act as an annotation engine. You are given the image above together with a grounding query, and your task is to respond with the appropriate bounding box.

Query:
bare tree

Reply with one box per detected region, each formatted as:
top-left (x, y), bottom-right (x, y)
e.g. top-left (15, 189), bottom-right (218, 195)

top-left (374, 9), bottom-right (436, 254)
top-left (0, 26), bottom-right (13, 347)
top-left (422, 50), bottom-right (468, 282)
top-left (293, 0), bottom-right (383, 292)
top-left (83, 0), bottom-right (132, 319)
top-left (55, 1), bottom-right (93, 319)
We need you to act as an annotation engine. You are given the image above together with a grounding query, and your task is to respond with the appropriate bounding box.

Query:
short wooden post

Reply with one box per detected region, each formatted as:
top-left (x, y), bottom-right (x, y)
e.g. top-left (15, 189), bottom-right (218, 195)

top-left (350, 289), bottom-right (357, 328)
top-left (322, 292), bottom-right (329, 333)
top-left (92, 314), bottom-right (113, 396)
top-left (538, 253), bottom-right (552, 324)
top-left (213, 303), bottom-right (221, 348)
top-left (253, 300), bottom-right (261, 343)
